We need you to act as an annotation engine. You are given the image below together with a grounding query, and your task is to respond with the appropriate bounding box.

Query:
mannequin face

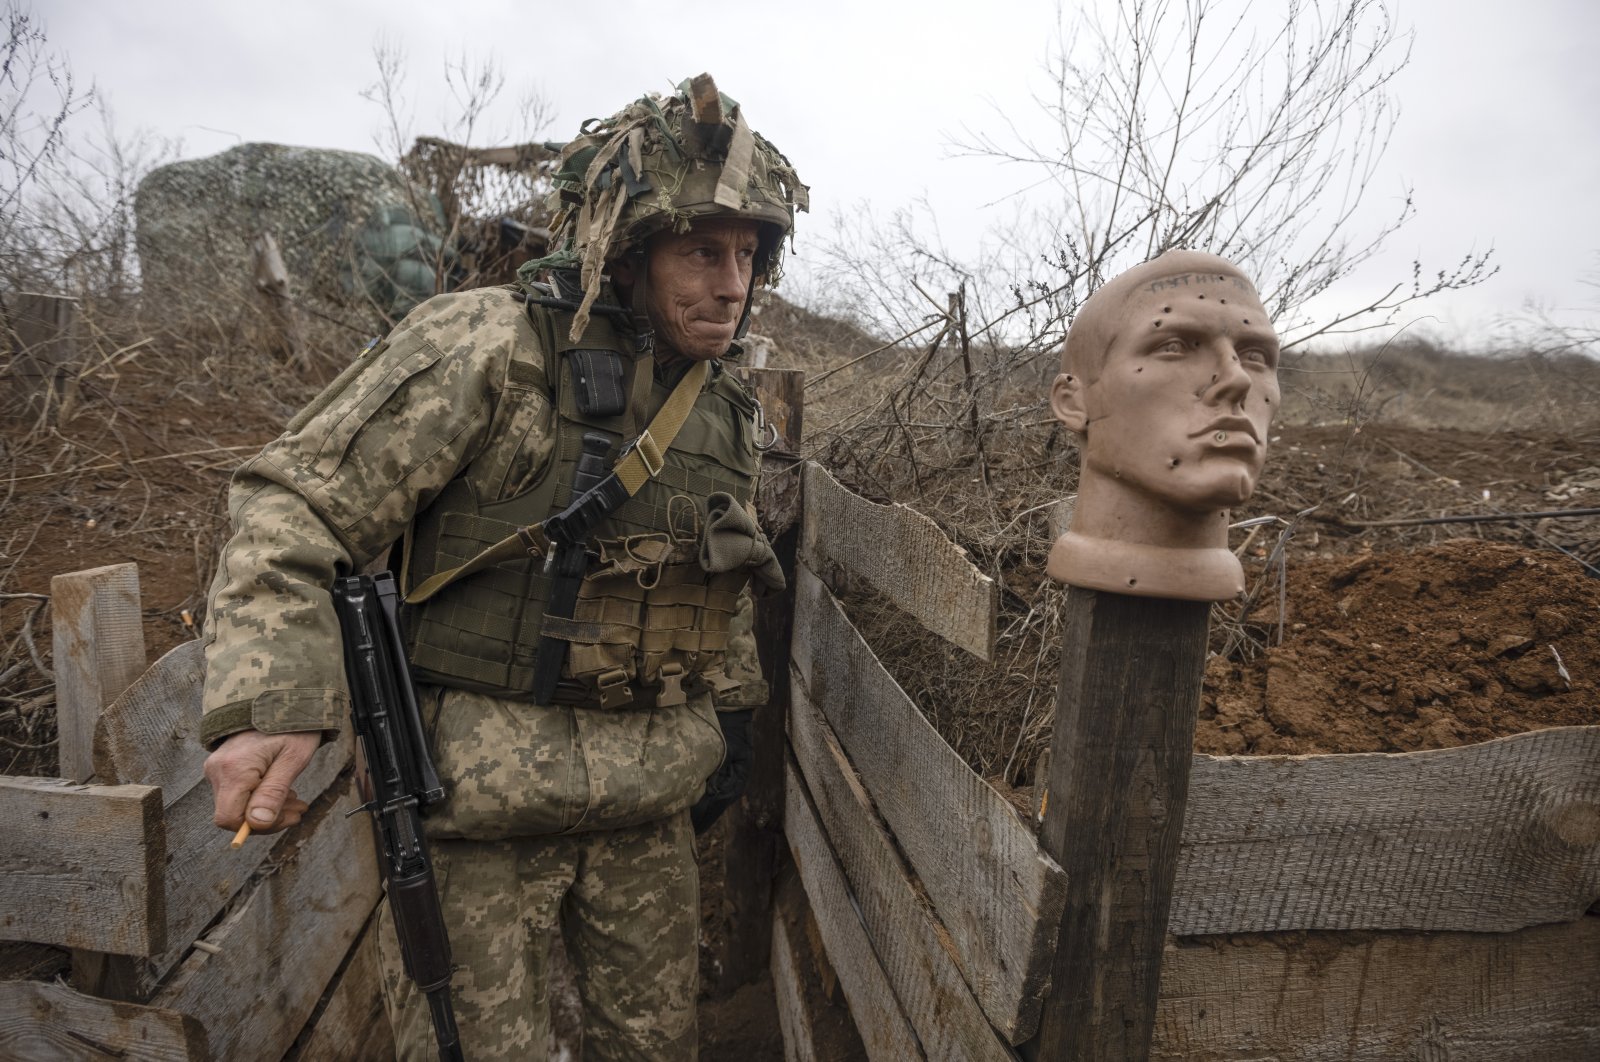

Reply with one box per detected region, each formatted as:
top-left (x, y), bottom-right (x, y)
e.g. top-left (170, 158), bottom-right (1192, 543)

top-left (1053, 273), bottom-right (1280, 513)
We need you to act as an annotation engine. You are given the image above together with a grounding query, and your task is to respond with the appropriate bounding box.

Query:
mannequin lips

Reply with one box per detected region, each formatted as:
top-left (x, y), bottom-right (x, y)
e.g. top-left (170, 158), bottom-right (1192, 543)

top-left (1192, 416), bottom-right (1261, 445)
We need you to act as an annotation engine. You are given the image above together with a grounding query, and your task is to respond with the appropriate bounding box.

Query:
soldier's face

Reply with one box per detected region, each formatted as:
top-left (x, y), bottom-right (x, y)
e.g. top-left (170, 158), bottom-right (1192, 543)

top-left (642, 218), bottom-right (760, 361)
top-left (1064, 278), bottom-right (1281, 512)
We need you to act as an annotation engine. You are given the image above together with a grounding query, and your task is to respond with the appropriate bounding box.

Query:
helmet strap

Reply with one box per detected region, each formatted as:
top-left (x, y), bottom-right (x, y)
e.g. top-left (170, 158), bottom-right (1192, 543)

top-left (622, 248), bottom-right (655, 357)
top-left (734, 274), bottom-right (759, 341)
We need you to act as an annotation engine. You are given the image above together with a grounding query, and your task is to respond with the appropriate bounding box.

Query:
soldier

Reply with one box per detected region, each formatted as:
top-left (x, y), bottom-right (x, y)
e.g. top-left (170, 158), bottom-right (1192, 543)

top-left (200, 75), bottom-right (806, 1060)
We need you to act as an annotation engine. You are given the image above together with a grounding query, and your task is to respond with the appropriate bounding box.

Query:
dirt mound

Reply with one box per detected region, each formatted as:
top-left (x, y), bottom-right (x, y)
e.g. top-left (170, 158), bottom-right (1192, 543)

top-left (1200, 539), bottom-right (1600, 755)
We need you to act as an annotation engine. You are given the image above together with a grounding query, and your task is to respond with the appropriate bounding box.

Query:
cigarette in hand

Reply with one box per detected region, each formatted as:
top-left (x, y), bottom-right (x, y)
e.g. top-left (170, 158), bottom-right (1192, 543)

top-left (230, 822), bottom-right (252, 849)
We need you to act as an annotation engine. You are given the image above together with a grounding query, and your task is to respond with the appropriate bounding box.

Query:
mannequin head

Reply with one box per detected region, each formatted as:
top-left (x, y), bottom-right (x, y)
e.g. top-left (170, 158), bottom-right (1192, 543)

top-left (1047, 250), bottom-right (1280, 598)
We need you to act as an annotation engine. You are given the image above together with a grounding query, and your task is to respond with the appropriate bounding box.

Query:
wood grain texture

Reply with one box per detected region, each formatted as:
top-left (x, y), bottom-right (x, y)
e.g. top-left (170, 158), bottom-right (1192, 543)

top-left (0, 776), bottom-right (165, 955)
top-left (791, 565), bottom-right (1066, 1041)
top-left (0, 980), bottom-right (204, 1061)
top-left (1030, 587), bottom-right (1211, 1061)
top-left (800, 462), bottom-right (995, 660)
top-left (93, 638), bottom-right (206, 802)
top-left (772, 894), bottom-right (819, 1062)
top-left (1154, 918), bottom-right (1600, 1060)
top-left (784, 755), bottom-right (925, 1062)
top-left (126, 727), bottom-right (353, 998)
top-left (51, 563), bottom-right (147, 783)
top-left (288, 911), bottom-right (395, 1062)
top-left (788, 686), bottom-right (1015, 1059)
top-left (1174, 725), bottom-right (1600, 934)
top-left (155, 772), bottom-right (382, 1062)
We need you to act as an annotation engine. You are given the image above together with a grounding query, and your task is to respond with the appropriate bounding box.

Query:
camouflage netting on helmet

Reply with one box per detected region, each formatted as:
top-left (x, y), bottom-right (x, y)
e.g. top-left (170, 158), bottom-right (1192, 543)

top-left (522, 74), bottom-right (809, 339)
top-left (135, 143), bottom-right (449, 328)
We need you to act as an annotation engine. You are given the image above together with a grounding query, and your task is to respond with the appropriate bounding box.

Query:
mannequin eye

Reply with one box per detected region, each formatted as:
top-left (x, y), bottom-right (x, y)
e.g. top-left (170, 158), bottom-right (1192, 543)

top-left (1154, 337), bottom-right (1188, 356)
top-left (1239, 347), bottom-right (1274, 366)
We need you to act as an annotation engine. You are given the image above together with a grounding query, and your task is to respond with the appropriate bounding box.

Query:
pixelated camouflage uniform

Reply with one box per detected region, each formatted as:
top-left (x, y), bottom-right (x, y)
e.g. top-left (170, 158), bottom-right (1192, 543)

top-left (201, 285), bottom-right (768, 1060)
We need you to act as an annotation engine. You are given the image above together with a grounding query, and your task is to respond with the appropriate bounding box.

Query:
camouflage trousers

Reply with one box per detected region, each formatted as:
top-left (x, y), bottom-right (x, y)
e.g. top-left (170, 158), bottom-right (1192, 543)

top-left (377, 811), bottom-right (699, 1061)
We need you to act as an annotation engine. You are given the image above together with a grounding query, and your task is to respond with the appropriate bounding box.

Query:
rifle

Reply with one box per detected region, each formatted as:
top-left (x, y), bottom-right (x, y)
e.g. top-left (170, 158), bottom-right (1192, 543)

top-left (332, 571), bottom-right (463, 1062)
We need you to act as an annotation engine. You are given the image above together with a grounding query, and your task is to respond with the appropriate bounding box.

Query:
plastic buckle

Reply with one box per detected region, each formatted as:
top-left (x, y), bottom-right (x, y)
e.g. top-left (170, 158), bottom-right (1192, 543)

top-left (596, 669), bottom-right (633, 709)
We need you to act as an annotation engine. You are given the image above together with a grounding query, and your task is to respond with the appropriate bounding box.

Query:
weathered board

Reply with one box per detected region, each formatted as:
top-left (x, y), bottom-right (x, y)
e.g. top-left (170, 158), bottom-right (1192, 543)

top-left (51, 563), bottom-right (147, 783)
top-left (788, 685), bottom-right (1015, 1058)
top-left (1153, 918), bottom-right (1600, 1059)
top-left (1175, 724), bottom-right (1600, 934)
top-left (126, 728), bottom-right (353, 996)
top-left (0, 980), bottom-right (204, 1061)
top-left (288, 912), bottom-right (394, 1062)
top-left (154, 774), bottom-right (382, 1062)
top-left (0, 776), bottom-right (165, 955)
top-left (784, 756), bottom-right (924, 1062)
top-left (800, 462), bottom-right (995, 660)
top-left (772, 890), bottom-right (820, 1062)
top-left (93, 638), bottom-right (207, 801)
top-left (791, 565), bottom-right (1066, 1040)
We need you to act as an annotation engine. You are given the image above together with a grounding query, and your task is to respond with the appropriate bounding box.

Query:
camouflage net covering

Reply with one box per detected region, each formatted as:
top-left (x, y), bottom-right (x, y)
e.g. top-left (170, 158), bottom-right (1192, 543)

top-left (135, 142), bottom-right (448, 331)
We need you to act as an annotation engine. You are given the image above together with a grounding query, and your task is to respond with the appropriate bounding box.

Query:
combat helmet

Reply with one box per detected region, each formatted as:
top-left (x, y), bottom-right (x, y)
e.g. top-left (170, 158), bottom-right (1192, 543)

top-left (522, 73), bottom-right (809, 344)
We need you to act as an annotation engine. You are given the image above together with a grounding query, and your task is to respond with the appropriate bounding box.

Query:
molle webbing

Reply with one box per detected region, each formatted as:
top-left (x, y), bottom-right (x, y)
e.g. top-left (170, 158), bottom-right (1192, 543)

top-left (401, 309), bottom-right (758, 706)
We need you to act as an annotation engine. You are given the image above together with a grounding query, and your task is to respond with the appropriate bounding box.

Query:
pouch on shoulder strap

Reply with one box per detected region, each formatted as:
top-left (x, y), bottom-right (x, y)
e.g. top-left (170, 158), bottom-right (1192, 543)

top-left (564, 348), bottom-right (629, 417)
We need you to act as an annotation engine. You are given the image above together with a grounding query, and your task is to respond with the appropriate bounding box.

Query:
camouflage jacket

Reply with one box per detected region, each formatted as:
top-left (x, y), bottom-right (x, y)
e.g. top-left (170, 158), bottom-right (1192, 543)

top-left (200, 285), bottom-right (763, 750)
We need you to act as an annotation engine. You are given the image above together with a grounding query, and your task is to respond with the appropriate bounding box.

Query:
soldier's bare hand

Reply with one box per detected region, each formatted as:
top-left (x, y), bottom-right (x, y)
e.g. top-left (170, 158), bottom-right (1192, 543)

top-left (205, 729), bottom-right (320, 834)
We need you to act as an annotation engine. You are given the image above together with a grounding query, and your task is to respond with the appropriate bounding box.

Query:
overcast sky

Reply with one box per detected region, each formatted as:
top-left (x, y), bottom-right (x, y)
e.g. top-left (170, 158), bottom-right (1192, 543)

top-left (36, 0), bottom-right (1600, 352)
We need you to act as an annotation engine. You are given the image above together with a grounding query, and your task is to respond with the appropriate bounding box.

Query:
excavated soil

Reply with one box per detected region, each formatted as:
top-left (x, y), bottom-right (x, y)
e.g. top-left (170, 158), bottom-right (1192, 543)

top-left (1199, 539), bottom-right (1600, 755)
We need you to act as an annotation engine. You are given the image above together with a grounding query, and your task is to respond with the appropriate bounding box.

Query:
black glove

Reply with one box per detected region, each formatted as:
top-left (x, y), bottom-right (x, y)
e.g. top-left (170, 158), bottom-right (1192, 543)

top-left (691, 708), bottom-right (754, 834)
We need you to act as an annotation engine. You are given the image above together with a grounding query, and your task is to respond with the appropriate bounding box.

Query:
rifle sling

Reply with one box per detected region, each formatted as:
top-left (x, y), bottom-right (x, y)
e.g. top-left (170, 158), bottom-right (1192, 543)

top-left (403, 359), bottom-right (710, 605)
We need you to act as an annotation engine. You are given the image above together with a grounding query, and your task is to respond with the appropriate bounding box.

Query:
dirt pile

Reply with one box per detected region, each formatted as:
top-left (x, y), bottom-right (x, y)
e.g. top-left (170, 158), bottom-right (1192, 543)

top-left (1201, 539), bottom-right (1600, 755)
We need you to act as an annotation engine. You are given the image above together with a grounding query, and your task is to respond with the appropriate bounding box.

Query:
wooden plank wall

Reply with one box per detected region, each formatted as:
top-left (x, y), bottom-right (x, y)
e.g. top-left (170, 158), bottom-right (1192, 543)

top-left (781, 462), bottom-right (1600, 1060)
top-left (801, 462), bottom-right (996, 660)
top-left (792, 565), bottom-right (1066, 1042)
top-left (1154, 918), bottom-right (1600, 1060)
top-left (1, 562), bottom-right (385, 1059)
top-left (1175, 726), bottom-right (1600, 933)
top-left (0, 776), bottom-right (164, 954)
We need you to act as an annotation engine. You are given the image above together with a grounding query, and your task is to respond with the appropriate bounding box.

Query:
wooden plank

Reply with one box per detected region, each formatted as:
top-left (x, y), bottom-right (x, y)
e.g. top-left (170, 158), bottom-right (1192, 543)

top-left (784, 756), bottom-right (924, 1062)
top-left (1029, 586), bottom-right (1211, 1061)
top-left (1153, 918), bottom-right (1600, 1060)
top-left (0, 980), bottom-right (205, 1061)
top-left (155, 772), bottom-right (382, 1062)
top-left (93, 638), bottom-right (207, 802)
top-left (5, 292), bottom-right (80, 418)
top-left (772, 893), bottom-right (819, 1062)
top-left (791, 565), bottom-right (1066, 1040)
top-left (740, 366), bottom-right (805, 536)
top-left (771, 866), bottom-right (866, 1062)
top-left (710, 365), bottom-right (805, 993)
top-left (0, 776), bottom-right (165, 955)
top-left (800, 461), bottom-right (995, 660)
top-left (288, 910), bottom-right (394, 1062)
top-left (51, 563), bottom-right (147, 782)
top-left (788, 688), bottom-right (1015, 1059)
top-left (116, 727), bottom-right (353, 999)
top-left (1174, 725), bottom-right (1600, 934)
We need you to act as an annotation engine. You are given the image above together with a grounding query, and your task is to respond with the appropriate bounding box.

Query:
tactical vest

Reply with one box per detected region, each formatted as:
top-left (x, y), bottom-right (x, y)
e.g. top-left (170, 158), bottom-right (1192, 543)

top-left (401, 300), bottom-right (759, 708)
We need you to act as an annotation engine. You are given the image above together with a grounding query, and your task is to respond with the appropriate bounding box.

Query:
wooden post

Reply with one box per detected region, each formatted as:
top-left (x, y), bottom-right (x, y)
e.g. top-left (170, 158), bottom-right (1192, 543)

top-left (4, 292), bottom-right (80, 421)
top-left (1026, 588), bottom-right (1209, 1060)
top-left (709, 366), bottom-right (803, 992)
top-left (50, 563), bottom-right (147, 784)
